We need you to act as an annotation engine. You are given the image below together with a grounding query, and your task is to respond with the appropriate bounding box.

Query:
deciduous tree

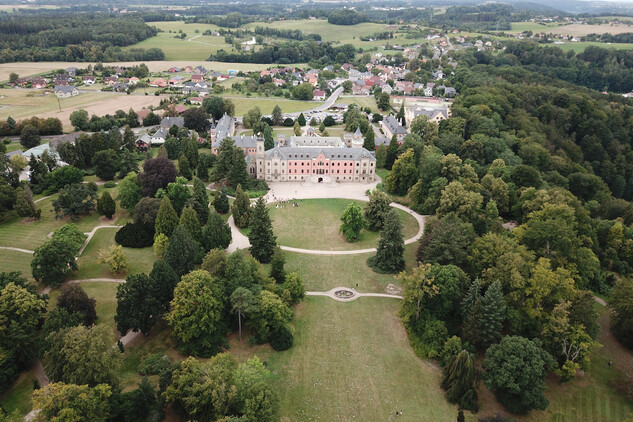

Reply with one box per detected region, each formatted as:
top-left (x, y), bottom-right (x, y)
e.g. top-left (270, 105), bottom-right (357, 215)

top-left (339, 202), bottom-right (367, 242)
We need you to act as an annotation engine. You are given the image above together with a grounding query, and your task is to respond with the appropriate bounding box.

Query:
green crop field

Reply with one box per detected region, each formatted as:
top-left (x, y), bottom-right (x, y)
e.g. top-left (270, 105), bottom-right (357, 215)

top-left (547, 41), bottom-right (633, 52)
top-left (509, 22), bottom-right (565, 33)
top-left (269, 198), bottom-right (419, 251)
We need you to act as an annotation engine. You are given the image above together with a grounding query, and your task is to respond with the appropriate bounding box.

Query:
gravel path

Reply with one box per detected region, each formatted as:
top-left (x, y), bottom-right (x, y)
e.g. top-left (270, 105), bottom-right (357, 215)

top-left (78, 225), bottom-right (122, 255)
top-left (0, 246), bottom-right (34, 254)
top-left (306, 287), bottom-right (403, 302)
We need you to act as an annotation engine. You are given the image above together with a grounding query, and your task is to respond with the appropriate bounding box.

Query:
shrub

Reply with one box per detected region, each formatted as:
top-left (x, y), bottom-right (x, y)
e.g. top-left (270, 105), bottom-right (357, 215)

top-left (270, 325), bottom-right (293, 351)
top-left (115, 223), bottom-right (154, 248)
top-left (103, 181), bottom-right (116, 188)
top-left (282, 117), bottom-right (294, 127)
top-left (137, 353), bottom-right (171, 376)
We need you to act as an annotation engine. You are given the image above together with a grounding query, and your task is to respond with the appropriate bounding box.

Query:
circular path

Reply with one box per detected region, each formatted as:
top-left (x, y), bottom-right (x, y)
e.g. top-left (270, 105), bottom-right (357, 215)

top-left (227, 181), bottom-right (426, 255)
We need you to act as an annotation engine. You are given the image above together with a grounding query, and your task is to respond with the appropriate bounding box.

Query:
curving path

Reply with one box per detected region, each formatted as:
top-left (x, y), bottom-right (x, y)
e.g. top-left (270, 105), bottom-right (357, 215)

top-left (0, 246), bottom-right (34, 254)
top-left (78, 225), bottom-right (122, 256)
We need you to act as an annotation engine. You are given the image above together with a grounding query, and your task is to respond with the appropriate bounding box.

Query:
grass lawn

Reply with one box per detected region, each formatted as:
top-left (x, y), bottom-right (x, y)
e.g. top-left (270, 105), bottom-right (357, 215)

top-left (269, 198), bottom-right (418, 251)
top-left (339, 95), bottom-right (379, 112)
top-left (0, 370), bottom-right (36, 418)
top-left (283, 243), bottom-right (417, 293)
top-left (262, 296), bottom-right (458, 421)
top-left (0, 249), bottom-right (34, 279)
top-left (79, 281), bottom-right (120, 334)
top-left (229, 97), bottom-right (323, 116)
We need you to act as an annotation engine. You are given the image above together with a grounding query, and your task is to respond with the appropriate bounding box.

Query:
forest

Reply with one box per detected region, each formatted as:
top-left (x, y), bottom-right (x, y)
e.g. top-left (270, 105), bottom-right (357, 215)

top-left (0, 13), bottom-right (163, 62)
top-left (212, 40), bottom-right (356, 65)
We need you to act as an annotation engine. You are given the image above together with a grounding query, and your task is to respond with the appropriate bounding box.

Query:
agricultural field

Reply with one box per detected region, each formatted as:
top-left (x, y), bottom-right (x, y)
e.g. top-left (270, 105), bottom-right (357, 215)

top-left (0, 88), bottom-right (163, 131)
top-left (548, 41), bottom-right (633, 52)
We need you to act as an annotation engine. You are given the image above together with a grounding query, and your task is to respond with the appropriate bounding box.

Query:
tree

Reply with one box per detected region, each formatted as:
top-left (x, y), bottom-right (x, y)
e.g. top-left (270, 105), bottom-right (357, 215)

top-left (363, 126), bottom-right (375, 151)
top-left (178, 153), bottom-right (192, 180)
top-left (377, 92), bottom-right (390, 111)
top-left (231, 287), bottom-right (255, 342)
top-left (97, 245), bottom-right (128, 274)
top-left (0, 282), bottom-right (46, 390)
top-left (297, 112), bottom-right (306, 126)
top-left (143, 111), bottom-right (160, 126)
top-left (417, 214), bottom-right (476, 268)
top-left (609, 279), bottom-right (633, 349)
top-left (201, 212), bottom-right (232, 251)
top-left (117, 172), bottom-right (142, 213)
top-left (398, 263), bottom-right (439, 324)
top-left (397, 102), bottom-right (406, 126)
top-left (149, 259), bottom-right (179, 313)
top-left (15, 185), bottom-right (39, 219)
top-left (248, 197), bottom-right (277, 263)
top-left (164, 177), bottom-right (191, 215)
top-left (437, 181), bottom-right (483, 224)
top-left (386, 149), bottom-right (418, 196)
top-left (271, 105), bottom-right (283, 126)
top-left (20, 124), bottom-right (40, 149)
top-left (376, 144), bottom-right (387, 168)
top-left (248, 290), bottom-right (292, 344)
top-left (270, 247), bottom-right (286, 283)
top-left (164, 225), bottom-right (203, 277)
top-left (193, 177), bottom-right (209, 222)
top-left (201, 248), bottom-right (227, 278)
top-left (97, 191), bottom-right (116, 219)
top-left (441, 350), bottom-right (479, 412)
top-left (53, 183), bottom-right (97, 219)
top-left (70, 109), bottom-right (90, 131)
top-left (155, 196), bottom-right (179, 238)
top-left (179, 205), bottom-right (202, 243)
top-left (293, 120), bottom-right (302, 136)
top-left (8, 72), bottom-right (18, 84)
top-left (243, 106), bottom-right (262, 129)
top-left (93, 150), bottom-right (118, 181)
top-left (233, 356), bottom-right (278, 422)
top-left (40, 308), bottom-right (83, 354)
top-left (231, 184), bottom-right (251, 228)
top-left (293, 83), bottom-right (313, 100)
top-left (115, 273), bottom-right (161, 336)
top-left (32, 382), bottom-right (112, 422)
top-left (385, 135), bottom-right (398, 170)
top-left (166, 270), bottom-right (224, 357)
top-left (45, 324), bottom-right (122, 387)
top-left (139, 157), bottom-right (177, 197)
top-left (181, 137), bottom-right (199, 168)
top-left (214, 187), bottom-right (230, 213)
top-left (364, 190), bottom-right (392, 231)
top-left (57, 283), bottom-right (97, 326)
top-left (479, 280), bottom-right (506, 349)
top-left (203, 96), bottom-right (226, 120)
top-left (164, 137), bottom-right (180, 160)
top-left (32, 238), bottom-right (79, 287)
top-left (117, 149), bottom-right (138, 180)
top-left (183, 107), bottom-right (210, 132)
top-left (483, 336), bottom-right (554, 414)
top-left (339, 203), bottom-right (367, 242)
top-left (368, 209), bottom-right (405, 273)
top-left (280, 272), bottom-right (305, 306)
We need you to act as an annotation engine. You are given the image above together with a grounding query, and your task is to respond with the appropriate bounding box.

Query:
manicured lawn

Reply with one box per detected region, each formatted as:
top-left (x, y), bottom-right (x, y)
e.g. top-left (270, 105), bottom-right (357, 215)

top-left (263, 297), bottom-right (458, 421)
top-left (0, 370), bottom-right (36, 418)
top-left (0, 249), bottom-right (33, 280)
top-left (339, 95), bottom-right (379, 112)
top-left (229, 97), bottom-right (323, 116)
top-left (72, 228), bottom-right (155, 280)
top-left (269, 198), bottom-right (419, 251)
top-left (80, 282), bottom-right (120, 336)
top-left (283, 243), bottom-right (417, 293)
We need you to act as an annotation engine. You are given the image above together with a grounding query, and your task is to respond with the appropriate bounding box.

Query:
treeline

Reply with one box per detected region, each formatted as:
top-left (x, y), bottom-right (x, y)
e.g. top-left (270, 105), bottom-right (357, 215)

top-left (485, 42), bottom-right (633, 93)
top-left (327, 9), bottom-right (367, 25)
top-left (252, 26), bottom-right (321, 41)
top-left (0, 116), bottom-right (62, 137)
top-left (585, 32), bottom-right (633, 43)
top-left (0, 13), bottom-right (163, 62)
top-left (212, 40), bottom-right (356, 64)
top-left (431, 4), bottom-right (513, 31)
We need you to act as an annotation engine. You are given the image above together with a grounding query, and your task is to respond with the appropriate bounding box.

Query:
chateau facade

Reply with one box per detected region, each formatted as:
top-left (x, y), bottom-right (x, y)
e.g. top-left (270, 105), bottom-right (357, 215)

top-left (247, 137), bottom-right (376, 183)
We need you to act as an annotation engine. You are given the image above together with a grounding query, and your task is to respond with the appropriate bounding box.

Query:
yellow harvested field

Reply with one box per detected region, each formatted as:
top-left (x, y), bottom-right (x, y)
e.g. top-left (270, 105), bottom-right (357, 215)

top-left (0, 61), bottom-right (305, 82)
top-left (0, 89), bottom-right (162, 131)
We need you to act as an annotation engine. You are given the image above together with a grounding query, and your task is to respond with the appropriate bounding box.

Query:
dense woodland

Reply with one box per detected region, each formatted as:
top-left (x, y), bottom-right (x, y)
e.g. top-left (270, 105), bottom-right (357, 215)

top-left (0, 13), bottom-right (163, 62)
top-left (212, 40), bottom-right (356, 64)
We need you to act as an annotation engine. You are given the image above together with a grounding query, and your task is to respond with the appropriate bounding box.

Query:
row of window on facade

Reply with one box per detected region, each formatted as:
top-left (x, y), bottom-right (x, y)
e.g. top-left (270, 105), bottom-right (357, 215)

top-left (266, 169), bottom-right (370, 175)
top-left (270, 161), bottom-right (373, 167)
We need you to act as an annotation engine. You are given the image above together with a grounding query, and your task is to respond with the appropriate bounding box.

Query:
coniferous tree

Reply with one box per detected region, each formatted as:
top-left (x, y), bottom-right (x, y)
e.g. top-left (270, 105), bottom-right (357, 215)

top-left (155, 197), bottom-right (179, 238)
top-left (164, 226), bottom-right (203, 277)
top-left (214, 187), bottom-right (230, 214)
top-left (15, 185), bottom-right (39, 219)
top-left (179, 206), bottom-right (202, 244)
top-left (192, 177), bottom-right (209, 225)
top-left (271, 105), bottom-right (283, 126)
top-left (201, 212), bottom-right (232, 251)
top-left (227, 149), bottom-right (248, 188)
top-left (385, 135), bottom-right (398, 170)
top-left (248, 197), bottom-right (277, 263)
top-left (363, 126), bottom-right (375, 151)
top-left (479, 280), bottom-right (506, 349)
top-left (368, 209), bottom-right (404, 273)
top-left (376, 144), bottom-right (387, 168)
top-left (293, 120), bottom-right (302, 136)
top-left (178, 153), bottom-right (192, 180)
top-left (461, 278), bottom-right (482, 347)
top-left (270, 247), bottom-right (286, 283)
top-left (231, 184), bottom-right (251, 228)
top-left (97, 191), bottom-right (116, 219)
top-left (397, 103), bottom-right (406, 126)
top-left (441, 350), bottom-right (479, 412)
top-left (297, 113), bottom-right (306, 126)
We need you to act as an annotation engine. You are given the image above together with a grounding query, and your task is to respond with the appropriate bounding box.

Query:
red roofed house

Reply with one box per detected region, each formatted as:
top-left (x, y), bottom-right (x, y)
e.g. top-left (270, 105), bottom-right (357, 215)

top-left (149, 78), bottom-right (167, 87)
top-left (191, 74), bottom-right (204, 82)
top-left (313, 90), bottom-right (326, 101)
top-left (136, 109), bottom-right (151, 122)
top-left (190, 97), bottom-right (203, 105)
top-left (174, 104), bottom-right (187, 114)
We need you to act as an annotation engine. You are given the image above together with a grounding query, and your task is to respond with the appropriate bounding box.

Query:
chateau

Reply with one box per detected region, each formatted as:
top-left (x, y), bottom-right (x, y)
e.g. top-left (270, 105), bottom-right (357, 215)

top-left (246, 130), bottom-right (377, 183)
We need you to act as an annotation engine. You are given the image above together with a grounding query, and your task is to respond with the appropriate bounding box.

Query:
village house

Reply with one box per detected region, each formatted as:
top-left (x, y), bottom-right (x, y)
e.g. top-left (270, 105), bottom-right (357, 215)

top-left (405, 106), bottom-right (451, 125)
top-left (31, 79), bottom-right (47, 89)
top-left (210, 114), bottom-right (235, 148)
top-left (160, 116), bottom-right (185, 129)
top-left (54, 85), bottom-right (79, 98)
top-left (150, 128), bottom-right (169, 145)
top-left (135, 134), bottom-right (151, 151)
top-left (82, 76), bottom-right (96, 85)
top-left (189, 97), bottom-right (203, 105)
top-left (313, 90), bottom-right (326, 101)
